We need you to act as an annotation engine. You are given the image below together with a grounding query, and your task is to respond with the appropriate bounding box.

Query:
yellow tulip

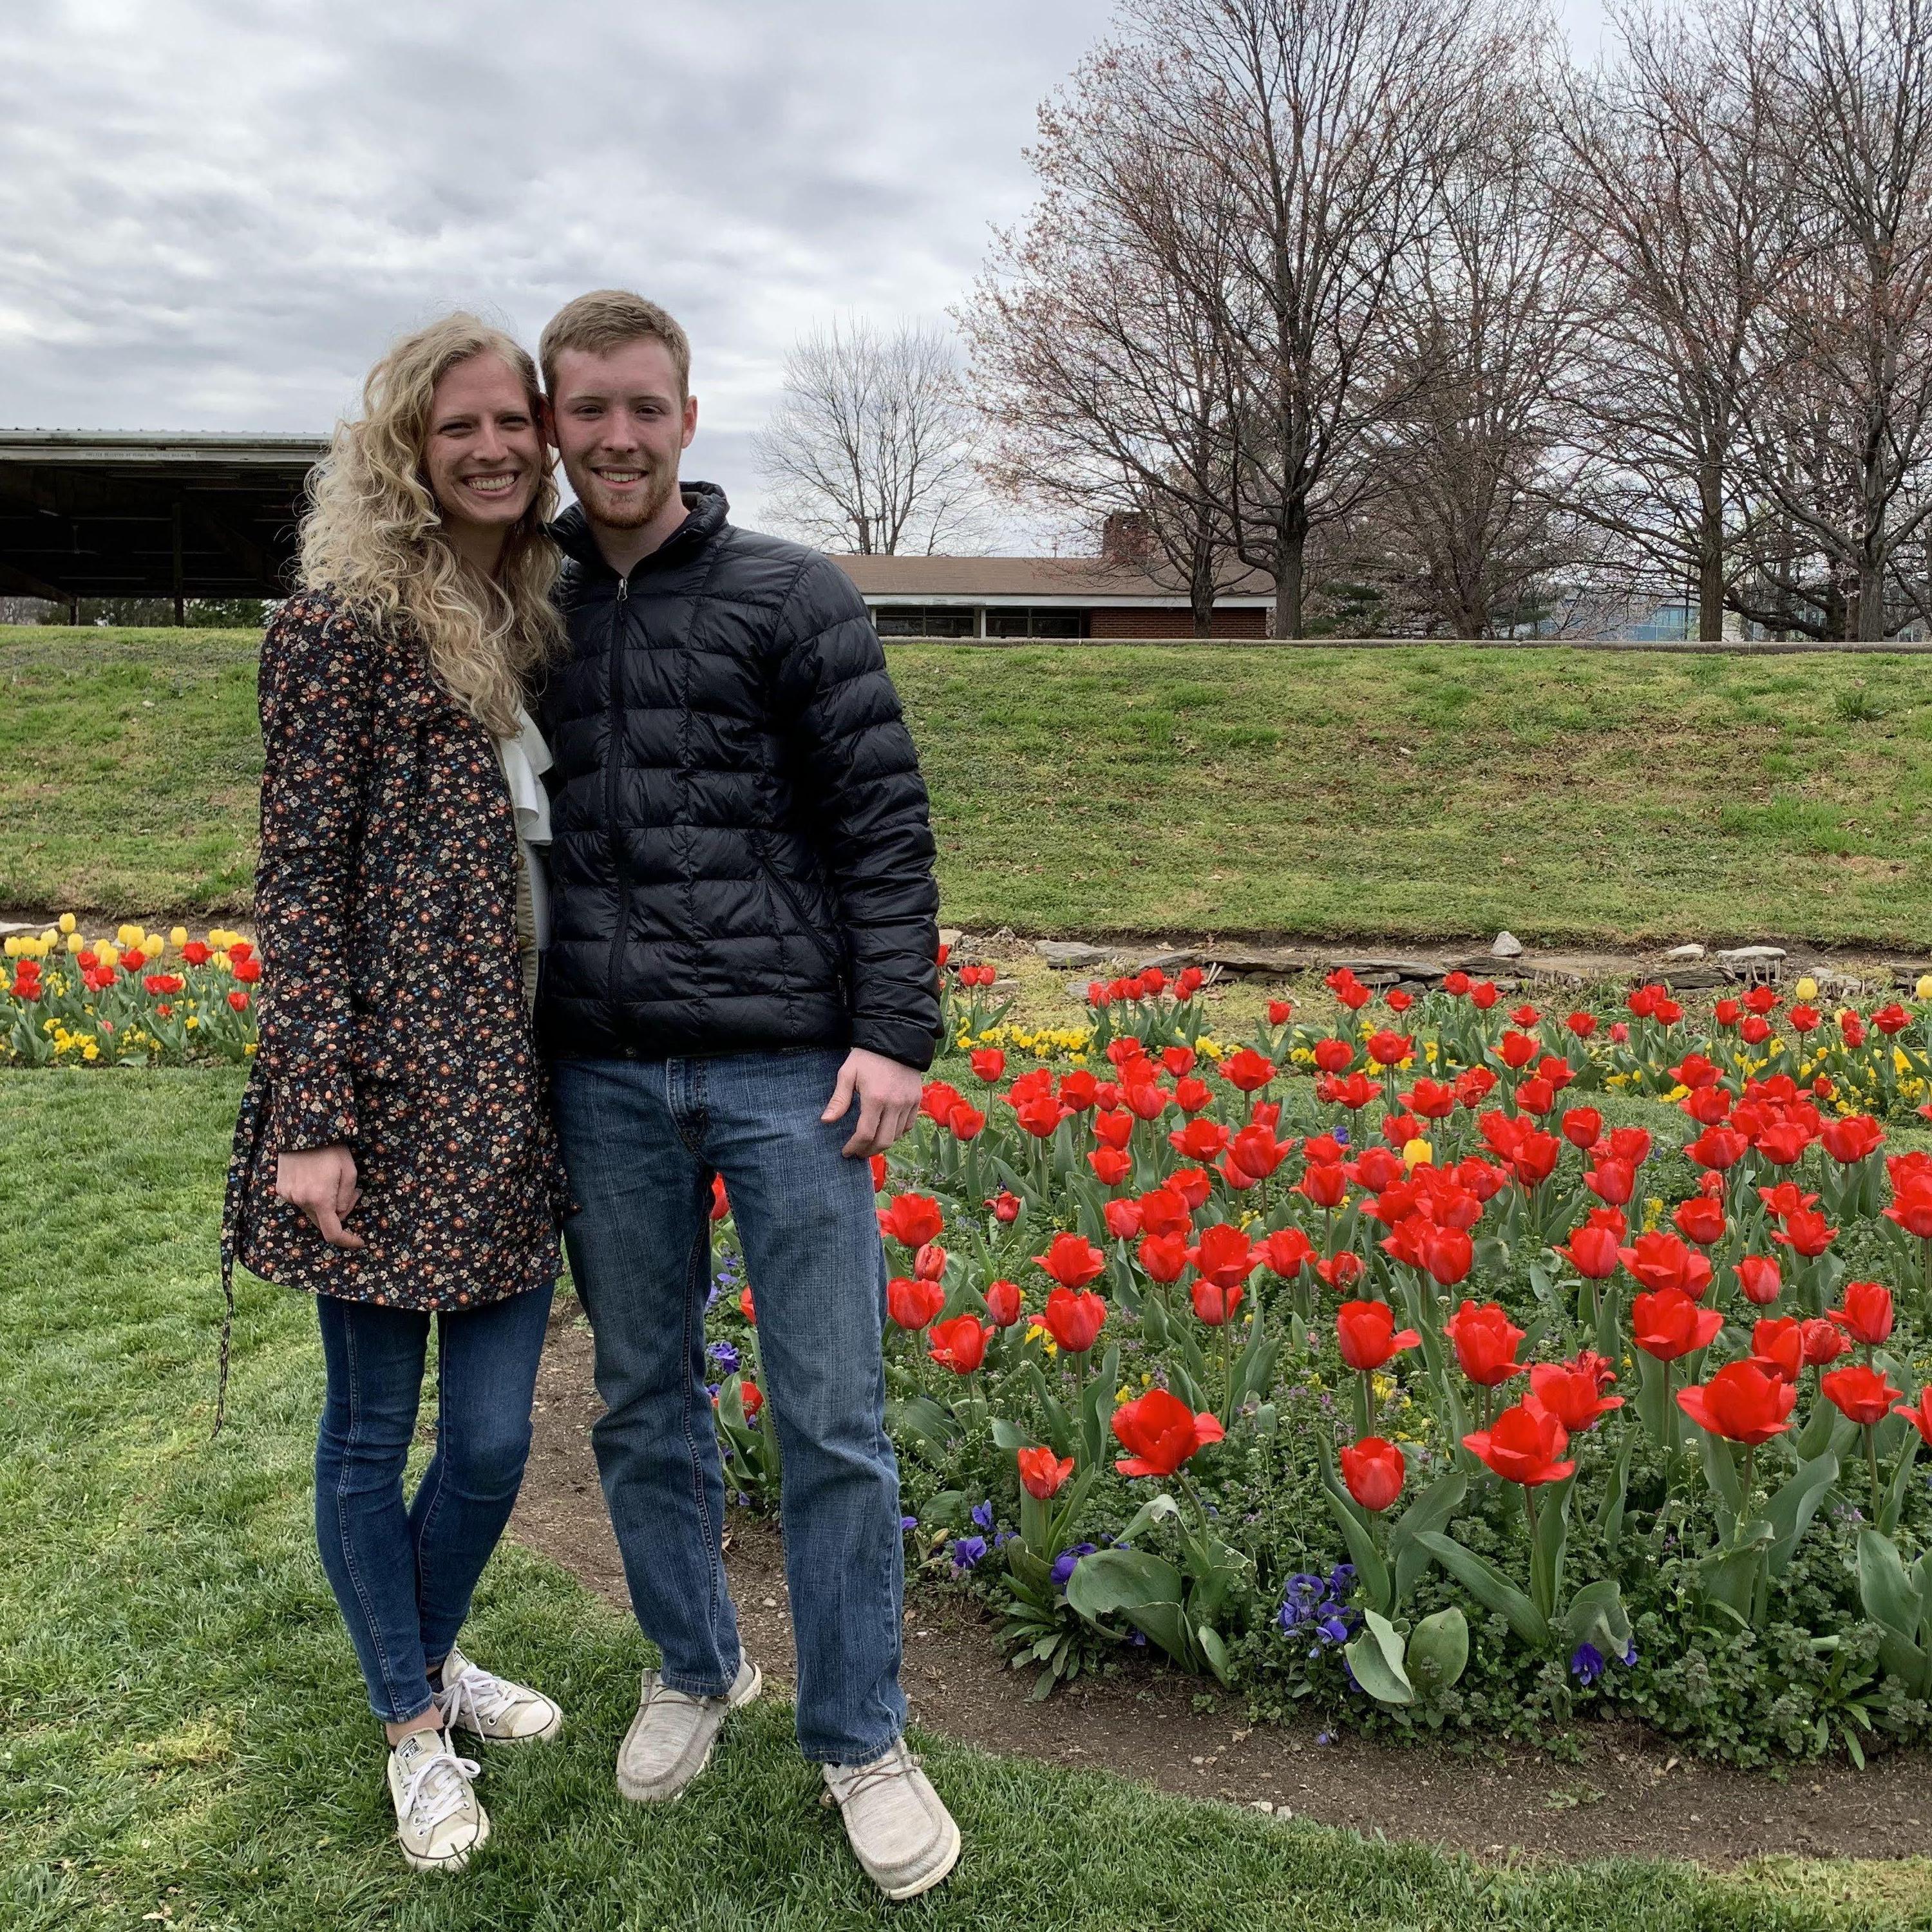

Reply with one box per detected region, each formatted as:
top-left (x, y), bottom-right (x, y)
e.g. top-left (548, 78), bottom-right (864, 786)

top-left (1795, 976), bottom-right (1819, 1001)
top-left (171, 926), bottom-right (188, 949)
top-left (96, 942), bottom-right (119, 969)
top-left (66, 932), bottom-right (86, 955)
top-left (3, 937), bottom-right (17, 958)
top-left (1918, 974), bottom-right (1932, 1001)
top-left (117, 923), bottom-right (140, 947)
top-left (1403, 1137), bottom-right (1434, 1170)
top-left (58, 913), bottom-right (75, 935)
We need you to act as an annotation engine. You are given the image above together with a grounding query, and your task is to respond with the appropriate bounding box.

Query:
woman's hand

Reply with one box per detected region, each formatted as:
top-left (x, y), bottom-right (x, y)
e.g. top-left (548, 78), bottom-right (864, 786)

top-left (275, 1144), bottom-right (366, 1249)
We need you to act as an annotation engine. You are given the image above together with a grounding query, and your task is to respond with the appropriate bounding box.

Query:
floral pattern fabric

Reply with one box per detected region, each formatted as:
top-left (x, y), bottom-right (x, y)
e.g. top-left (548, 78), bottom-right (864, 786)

top-left (222, 589), bottom-right (571, 1314)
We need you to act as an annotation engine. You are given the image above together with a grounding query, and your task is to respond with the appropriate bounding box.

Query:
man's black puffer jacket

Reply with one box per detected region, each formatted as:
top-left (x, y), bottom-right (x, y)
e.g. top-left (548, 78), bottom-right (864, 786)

top-left (535, 484), bottom-right (942, 1071)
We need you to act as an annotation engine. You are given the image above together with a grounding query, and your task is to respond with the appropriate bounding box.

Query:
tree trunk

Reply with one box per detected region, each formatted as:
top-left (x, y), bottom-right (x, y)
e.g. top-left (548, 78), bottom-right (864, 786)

top-left (1271, 526), bottom-right (1307, 639)
top-left (1189, 535), bottom-right (1217, 638)
top-left (1857, 548), bottom-right (1886, 642)
top-left (1698, 461), bottom-right (1727, 642)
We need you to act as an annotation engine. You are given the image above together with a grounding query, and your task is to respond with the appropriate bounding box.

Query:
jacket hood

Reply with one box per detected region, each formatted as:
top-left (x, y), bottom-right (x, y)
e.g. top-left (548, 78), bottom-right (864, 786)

top-left (549, 480), bottom-right (730, 573)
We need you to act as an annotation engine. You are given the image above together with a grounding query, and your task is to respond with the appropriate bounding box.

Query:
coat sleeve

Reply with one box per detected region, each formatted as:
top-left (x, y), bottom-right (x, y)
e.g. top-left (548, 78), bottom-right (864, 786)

top-left (252, 598), bottom-right (377, 1151)
top-left (772, 556), bottom-right (942, 1071)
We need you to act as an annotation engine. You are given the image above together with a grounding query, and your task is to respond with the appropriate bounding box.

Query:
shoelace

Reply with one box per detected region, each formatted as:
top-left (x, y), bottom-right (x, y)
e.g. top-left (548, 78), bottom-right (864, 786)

top-left (439, 1663), bottom-right (518, 1734)
top-left (638, 1670), bottom-right (710, 1721)
top-left (825, 1744), bottom-right (922, 1808)
top-left (397, 1741), bottom-right (482, 1832)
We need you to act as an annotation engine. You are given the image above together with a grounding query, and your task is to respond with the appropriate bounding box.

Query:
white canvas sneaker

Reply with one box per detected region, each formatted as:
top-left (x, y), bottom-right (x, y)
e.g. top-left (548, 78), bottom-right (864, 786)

top-left (616, 1655), bottom-right (762, 1803)
top-left (387, 1729), bottom-right (488, 1873)
top-left (435, 1645), bottom-right (564, 1743)
top-left (821, 1740), bottom-right (961, 1900)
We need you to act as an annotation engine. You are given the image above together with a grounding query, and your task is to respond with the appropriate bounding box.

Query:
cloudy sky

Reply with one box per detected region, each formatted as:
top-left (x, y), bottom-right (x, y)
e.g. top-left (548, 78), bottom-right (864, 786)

top-left (0, 0), bottom-right (1610, 537)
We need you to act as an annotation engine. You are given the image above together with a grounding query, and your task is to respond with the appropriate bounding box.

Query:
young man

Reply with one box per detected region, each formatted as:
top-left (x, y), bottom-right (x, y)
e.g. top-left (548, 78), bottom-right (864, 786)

top-left (534, 290), bottom-right (958, 1901)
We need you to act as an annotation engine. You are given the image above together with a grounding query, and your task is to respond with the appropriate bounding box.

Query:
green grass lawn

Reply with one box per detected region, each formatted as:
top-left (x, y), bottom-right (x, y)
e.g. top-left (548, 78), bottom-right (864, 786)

top-left (6, 1067), bottom-right (1930, 1930)
top-left (8, 628), bottom-right (1932, 948)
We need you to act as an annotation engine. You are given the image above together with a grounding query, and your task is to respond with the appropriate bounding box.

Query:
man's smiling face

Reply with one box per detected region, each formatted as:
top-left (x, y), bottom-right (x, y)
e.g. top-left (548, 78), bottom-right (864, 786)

top-left (549, 337), bottom-right (697, 533)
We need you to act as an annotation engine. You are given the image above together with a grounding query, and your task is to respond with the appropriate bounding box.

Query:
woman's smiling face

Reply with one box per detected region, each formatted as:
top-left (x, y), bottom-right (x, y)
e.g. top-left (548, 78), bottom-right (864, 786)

top-left (421, 351), bottom-right (545, 541)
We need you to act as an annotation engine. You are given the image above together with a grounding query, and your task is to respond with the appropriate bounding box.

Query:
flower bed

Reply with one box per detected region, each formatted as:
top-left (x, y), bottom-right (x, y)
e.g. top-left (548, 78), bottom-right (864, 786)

top-left (706, 963), bottom-right (1932, 1764)
top-left (3, 918), bottom-right (258, 1066)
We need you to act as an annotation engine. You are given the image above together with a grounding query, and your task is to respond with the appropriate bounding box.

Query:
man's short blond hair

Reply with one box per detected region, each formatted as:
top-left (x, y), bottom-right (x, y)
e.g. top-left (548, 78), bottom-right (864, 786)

top-left (540, 290), bottom-right (692, 399)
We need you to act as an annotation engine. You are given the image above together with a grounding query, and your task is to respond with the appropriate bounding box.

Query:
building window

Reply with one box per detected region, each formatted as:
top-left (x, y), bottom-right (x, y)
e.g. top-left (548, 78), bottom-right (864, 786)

top-left (871, 605), bottom-right (977, 638)
top-left (985, 607), bottom-right (1088, 639)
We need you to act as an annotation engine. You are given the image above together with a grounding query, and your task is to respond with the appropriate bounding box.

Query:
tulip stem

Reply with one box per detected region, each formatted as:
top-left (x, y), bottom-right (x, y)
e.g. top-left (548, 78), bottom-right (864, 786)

top-left (1522, 1481), bottom-right (1540, 1548)
top-left (1866, 1423), bottom-right (1882, 1521)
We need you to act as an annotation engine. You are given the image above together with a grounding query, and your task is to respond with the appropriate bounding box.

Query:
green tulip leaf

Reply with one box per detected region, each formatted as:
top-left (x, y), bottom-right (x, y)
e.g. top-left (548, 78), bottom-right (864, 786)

top-left (1345, 1607), bottom-right (1414, 1707)
top-left (1405, 1607), bottom-right (1470, 1698)
top-left (1413, 1529), bottom-right (1552, 1649)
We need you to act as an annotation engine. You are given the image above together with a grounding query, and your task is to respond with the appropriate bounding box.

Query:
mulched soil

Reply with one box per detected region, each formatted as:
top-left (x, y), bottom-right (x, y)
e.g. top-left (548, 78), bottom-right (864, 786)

top-left (511, 1302), bottom-right (1932, 1867)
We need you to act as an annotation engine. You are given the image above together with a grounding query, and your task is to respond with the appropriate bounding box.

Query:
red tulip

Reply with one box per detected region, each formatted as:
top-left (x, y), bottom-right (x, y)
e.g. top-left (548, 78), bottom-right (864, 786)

top-left (886, 1274), bottom-right (945, 1332)
top-left (1560, 1106), bottom-right (1604, 1150)
top-left (709, 1174), bottom-right (731, 1222)
top-left (1367, 1029), bottom-right (1414, 1066)
top-left (1103, 1198), bottom-right (1143, 1241)
top-left (1041, 1285), bottom-right (1106, 1354)
top-left (1631, 1287), bottom-right (1723, 1362)
top-left (1035, 1231), bottom-right (1106, 1291)
top-left (1884, 1177), bottom-right (1932, 1240)
top-left (989, 1190), bottom-right (1021, 1224)
top-left (739, 1284), bottom-right (757, 1325)
top-left (1088, 1147), bottom-right (1133, 1187)
top-left (1820, 1115), bottom-right (1885, 1164)
top-left (921, 1081), bottom-right (965, 1126)
top-left (1676, 1361), bottom-right (1797, 1444)
top-left (1619, 1233), bottom-right (1714, 1300)
top-left (1735, 1254), bottom-right (1783, 1306)
top-left (1685, 1125), bottom-right (1749, 1171)
top-left (1893, 1388), bottom-right (1932, 1447)
top-left (1424, 1224), bottom-right (1474, 1287)
top-left (1092, 1107), bottom-right (1135, 1150)
top-left (1188, 1221), bottom-right (1256, 1291)
top-left (1822, 1363), bottom-right (1905, 1427)
top-left (928, 1314), bottom-right (992, 1374)
top-left (739, 1380), bottom-right (764, 1419)
top-left (969, 1047), bottom-right (1006, 1083)
top-left (878, 1193), bottom-right (944, 1249)
top-left (1312, 1037), bottom-right (1355, 1074)
top-left (1556, 1224), bottom-right (1622, 1280)
top-left (948, 1104), bottom-right (985, 1141)
top-left (913, 1241), bottom-right (947, 1282)
top-left (1112, 1389), bottom-right (1224, 1477)
top-left (1229, 1124), bottom-right (1290, 1180)
top-left (1463, 1401), bottom-right (1574, 1487)
top-left (1316, 1251), bottom-right (1366, 1292)
top-left (1137, 1232), bottom-right (1191, 1283)
top-left (1135, 1186), bottom-right (1191, 1238)
top-left (1169, 1167), bottom-right (1213, 1210)
top-left (1259, 1226), bottom-right (1315, 1279)
top-left (1173, 1077), bottom-right (1214, 1115)
top-left (1340, 1437), bottom-right (1406, 1513)
top-left (1528, 1357), bottom-right (1624, 1434)
top-left (983, 1278), bottom-right (1023, 1327)
top-left (1445, 1300), bottom-right (1526, 1388)
top-left (1673, 1197), bottom-right (1727, 1247)
top-left (1584, 1159), bottom-right (1635, 1206)
top-left (1190, 1278), bottom-right (1244, 1326)
top-left (1222, 1048), bottom-right (1276, 1092)
top-left (1335, 1299), bottom-right (1421, 1373)
top-left (1018, 1445), bottom-right (1075, 1499)
top-left (1770, 1209), bottom-right (1838, 1259)
top-left (1828, 1279), bottom-right (1895, 1348)
top-left (1750, 1315), bottom-right (1805, 1383)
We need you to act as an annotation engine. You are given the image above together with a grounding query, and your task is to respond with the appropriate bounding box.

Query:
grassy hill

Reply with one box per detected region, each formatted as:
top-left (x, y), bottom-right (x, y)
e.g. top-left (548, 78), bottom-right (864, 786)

top-left (6, 626), bottom-right (1932, 947)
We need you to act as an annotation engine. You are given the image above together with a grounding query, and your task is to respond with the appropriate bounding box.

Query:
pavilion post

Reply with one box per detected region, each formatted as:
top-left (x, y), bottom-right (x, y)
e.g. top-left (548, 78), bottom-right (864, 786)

top-left (171, 501), bottom-right (185, 625)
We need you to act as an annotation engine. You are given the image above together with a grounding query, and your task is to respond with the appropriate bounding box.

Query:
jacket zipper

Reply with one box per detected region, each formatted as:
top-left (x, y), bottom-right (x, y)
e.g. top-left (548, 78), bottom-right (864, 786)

top-left (603, 574), bottom-right (631, 1019)
top-left (755, 838), bottom-right (846, 987)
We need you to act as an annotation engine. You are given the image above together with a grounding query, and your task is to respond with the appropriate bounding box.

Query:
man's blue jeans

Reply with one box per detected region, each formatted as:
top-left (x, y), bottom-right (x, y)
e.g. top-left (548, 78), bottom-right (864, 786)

top-left (551, 1049), bottom-right (906, 1766)
top-left (313, 1283), bottom-right (554, 1724)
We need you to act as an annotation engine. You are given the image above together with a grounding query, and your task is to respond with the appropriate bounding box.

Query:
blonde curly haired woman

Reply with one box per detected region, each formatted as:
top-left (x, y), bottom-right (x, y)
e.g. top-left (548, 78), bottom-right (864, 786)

top-left (221, 314), bottom-right (573, 1873)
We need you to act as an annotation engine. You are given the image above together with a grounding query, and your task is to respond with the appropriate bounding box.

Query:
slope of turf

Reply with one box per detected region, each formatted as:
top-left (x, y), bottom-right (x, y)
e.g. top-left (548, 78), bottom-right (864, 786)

top-left (7, 627), bottom-right (1932, 947)
top-left (5, 1065), bottom-right (1929, 1930)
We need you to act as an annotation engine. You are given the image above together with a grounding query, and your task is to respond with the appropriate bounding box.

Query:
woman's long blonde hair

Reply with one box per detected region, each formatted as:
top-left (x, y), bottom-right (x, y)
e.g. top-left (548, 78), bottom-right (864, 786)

top-left (299, 313), bottom-right (563, 735)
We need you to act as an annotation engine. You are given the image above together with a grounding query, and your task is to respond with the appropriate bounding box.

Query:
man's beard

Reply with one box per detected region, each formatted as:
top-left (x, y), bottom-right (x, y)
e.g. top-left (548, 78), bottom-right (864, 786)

top-left (584, 462), bottom-right (678, 529)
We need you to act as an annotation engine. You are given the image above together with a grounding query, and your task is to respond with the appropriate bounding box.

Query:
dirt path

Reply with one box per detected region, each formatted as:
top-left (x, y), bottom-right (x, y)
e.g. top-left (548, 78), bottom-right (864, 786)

top-left (511, 1303), bottom-right (1932, 1867)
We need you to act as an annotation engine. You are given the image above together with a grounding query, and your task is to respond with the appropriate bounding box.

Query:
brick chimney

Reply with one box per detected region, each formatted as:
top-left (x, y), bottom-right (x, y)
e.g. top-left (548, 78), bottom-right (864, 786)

top-left (1100, 511), bottom-right (1153, 564)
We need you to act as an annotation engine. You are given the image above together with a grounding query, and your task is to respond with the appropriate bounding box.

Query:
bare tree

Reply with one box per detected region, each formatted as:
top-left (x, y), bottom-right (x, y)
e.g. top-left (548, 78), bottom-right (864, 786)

top-left (1372, 55), bottom-right (1590, 635)
top-left (964, 121), bottom-right (1245, 631)
top-left (754, 319), bottom-right (985, 554)
top-left (1739, 0), bottom-right (1932, 639)
top-left (1546, 0), bottom-right (1794, 641)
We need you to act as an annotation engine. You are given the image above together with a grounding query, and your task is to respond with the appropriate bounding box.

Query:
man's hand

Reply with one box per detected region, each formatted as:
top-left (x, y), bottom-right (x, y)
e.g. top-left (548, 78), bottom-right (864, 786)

top-left (275, 1144), bottom-right (366, 1249)
top-left (822, 1047), bottom-right (923, 1159)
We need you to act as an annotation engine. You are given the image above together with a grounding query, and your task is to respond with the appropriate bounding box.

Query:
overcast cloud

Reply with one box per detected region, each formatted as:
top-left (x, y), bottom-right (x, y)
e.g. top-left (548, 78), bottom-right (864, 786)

top-left (0, 0), bottom-right (1609, 538)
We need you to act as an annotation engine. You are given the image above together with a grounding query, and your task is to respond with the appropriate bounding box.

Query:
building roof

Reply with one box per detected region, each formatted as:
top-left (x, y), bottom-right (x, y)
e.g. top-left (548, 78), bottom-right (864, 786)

top-left (0, 430), bottom-right (326, 600)
top-left (828, 552), bottom-right (1273, 607)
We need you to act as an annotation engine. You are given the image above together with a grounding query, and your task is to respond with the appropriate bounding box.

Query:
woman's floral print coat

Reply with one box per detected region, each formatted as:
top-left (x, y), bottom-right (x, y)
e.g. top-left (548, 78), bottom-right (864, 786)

top-left (222, 590), bottom-right (571, 1325)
